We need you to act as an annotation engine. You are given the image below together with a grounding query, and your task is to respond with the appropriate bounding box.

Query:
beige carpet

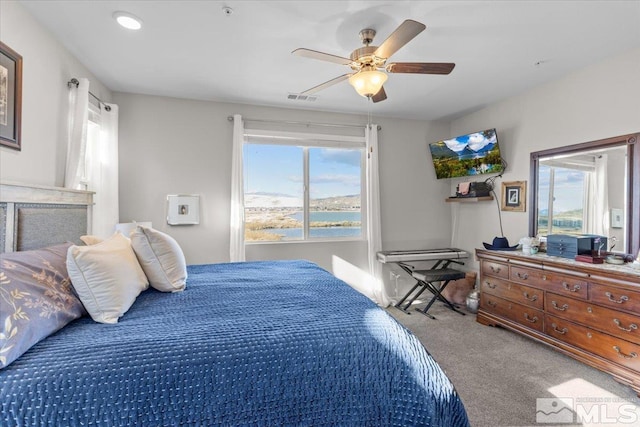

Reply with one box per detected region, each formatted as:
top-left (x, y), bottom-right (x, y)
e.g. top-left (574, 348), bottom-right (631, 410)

top-left (387, 302), bottom-right (640, 427)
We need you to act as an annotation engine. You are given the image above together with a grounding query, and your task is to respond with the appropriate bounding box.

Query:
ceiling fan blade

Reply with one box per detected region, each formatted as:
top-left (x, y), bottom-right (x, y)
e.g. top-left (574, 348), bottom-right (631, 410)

top-left (374, 19), bottom-right (426, 59)
top-left (300, 74), bottom-right (352, 95)
top-left (386, 62), bottom-right (456, 75)
top-left (292, 48), bottom-right (352, 65)
top-left (371, 86), bottom-right (387, 103)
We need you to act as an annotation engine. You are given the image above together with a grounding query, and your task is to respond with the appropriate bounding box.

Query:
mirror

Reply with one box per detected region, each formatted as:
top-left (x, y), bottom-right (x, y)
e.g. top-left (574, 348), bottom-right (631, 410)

top-left (529, 133), bottom-right (639, 255)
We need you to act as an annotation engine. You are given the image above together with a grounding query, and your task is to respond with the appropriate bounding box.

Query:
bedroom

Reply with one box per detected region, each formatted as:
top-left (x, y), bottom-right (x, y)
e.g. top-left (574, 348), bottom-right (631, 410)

top-left (1, 1), bottom-right (640, 426)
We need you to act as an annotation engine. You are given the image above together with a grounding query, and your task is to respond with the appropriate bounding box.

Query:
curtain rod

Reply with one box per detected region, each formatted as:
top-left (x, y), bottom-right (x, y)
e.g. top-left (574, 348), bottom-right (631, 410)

top-left (227, 116), bottom-right (381, 131)
top-left (67, 78), bottom-right (112, 112)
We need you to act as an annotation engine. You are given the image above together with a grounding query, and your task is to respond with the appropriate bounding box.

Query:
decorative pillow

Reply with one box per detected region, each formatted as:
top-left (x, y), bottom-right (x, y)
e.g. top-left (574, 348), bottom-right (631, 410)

top-left (130, 226), bottom-right (187, 292)
top-left (0, 243), bottom-right (86, 369)
top-left (80, 235), bottom-right (104, 245)
top-left (66, 233), bottom-right (148, 324)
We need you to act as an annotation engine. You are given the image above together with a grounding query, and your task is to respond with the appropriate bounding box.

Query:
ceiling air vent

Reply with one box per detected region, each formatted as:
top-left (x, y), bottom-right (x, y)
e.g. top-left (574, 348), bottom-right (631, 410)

top-left (287, 93), bottom-right (318, 102)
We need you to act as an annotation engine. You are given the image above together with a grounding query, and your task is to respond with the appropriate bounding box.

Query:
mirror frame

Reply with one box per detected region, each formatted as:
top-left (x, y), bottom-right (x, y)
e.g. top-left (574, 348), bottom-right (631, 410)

top-left (529, 132), bottom-right (639, 255)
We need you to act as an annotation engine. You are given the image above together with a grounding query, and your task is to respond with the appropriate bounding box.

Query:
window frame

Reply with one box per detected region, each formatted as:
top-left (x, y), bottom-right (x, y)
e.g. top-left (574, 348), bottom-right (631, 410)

top-left (80, 103), bottom-right (102, 190)
top-left (541, 164), bottom-right (590, 236)
top-left (243, 129), bottom-right (367, 244)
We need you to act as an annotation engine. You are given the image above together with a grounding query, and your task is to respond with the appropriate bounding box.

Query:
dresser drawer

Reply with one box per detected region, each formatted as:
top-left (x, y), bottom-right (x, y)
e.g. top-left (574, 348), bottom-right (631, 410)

top-left (545, 314), bottom-right (640, 372)
top-left (480, 276), bottom-right (543, 309)
top-left (545, 293), bottom-right (640, 345)
top-left (481, 294), bottom-right (544, 332)
top-left (544, 272), bottom-right (588, 300)
top-left (481, 260), bottom-right (509, 279)
top-left (590, 282), bottom-right (640, 315)
top-left (510, 265), bottom-right (547, 288)
top-left (509, 266), bottom-right (588, 298)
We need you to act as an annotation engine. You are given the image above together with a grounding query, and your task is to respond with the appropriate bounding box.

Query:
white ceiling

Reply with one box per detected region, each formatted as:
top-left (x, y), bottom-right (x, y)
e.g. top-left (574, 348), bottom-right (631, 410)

top-left (20, 0), bottom-right (640, 121)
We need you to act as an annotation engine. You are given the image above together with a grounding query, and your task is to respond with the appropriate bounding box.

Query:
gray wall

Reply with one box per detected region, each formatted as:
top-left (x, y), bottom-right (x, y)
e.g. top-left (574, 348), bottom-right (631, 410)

top-left (114, 92), bottom-right (453, 299)
top-left (449, 47), bottom-right (640, 263)
top-left (0, 1), bottom-right (111, 187)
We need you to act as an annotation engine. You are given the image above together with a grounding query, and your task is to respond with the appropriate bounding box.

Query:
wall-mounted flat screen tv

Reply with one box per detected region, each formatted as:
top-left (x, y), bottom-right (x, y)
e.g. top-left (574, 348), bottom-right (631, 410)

top-left (428, 128), bottom-right (504, 179)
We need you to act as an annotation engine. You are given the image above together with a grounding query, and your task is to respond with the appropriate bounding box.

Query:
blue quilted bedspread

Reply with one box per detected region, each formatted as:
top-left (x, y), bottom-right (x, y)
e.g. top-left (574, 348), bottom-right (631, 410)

top-left (1, 260), bottom-right (469, 426)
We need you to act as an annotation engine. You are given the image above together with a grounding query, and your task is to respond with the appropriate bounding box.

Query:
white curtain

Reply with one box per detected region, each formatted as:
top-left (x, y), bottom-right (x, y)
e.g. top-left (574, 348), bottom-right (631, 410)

top-left (590, 154), bottom-right (610, 238)
top-left (64, 78), bottom-right (89, 190)
top-left (365, 124), bottom-right (389, 307)
top-left (230, 114), bottom-right (246, 262)
top-left (89, 103), bottom-right (119, 238)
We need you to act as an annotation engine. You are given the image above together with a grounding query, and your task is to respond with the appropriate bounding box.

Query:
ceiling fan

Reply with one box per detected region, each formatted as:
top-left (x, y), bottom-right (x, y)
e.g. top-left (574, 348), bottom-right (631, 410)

top-left (292, 19), bottom-right (455, 103)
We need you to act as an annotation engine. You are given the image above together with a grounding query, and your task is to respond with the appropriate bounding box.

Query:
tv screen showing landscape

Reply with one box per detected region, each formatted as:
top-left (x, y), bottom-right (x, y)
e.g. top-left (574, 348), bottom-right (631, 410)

top-left (428, 128), bottom-right (504, 179)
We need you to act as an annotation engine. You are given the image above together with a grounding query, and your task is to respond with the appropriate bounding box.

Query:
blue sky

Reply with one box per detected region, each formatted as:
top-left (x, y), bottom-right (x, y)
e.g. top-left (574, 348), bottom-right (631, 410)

top-left (243, 144), bottom-right (361, 198)
top-left (442, 130), bottom-right (497, 153)
top-left (537, 165), bottom-right (585, 212)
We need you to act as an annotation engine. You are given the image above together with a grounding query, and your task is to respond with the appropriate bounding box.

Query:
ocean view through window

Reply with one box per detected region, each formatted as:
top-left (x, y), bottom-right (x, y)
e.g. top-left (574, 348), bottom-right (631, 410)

top-left (243, 142), bottom-right (363, 242)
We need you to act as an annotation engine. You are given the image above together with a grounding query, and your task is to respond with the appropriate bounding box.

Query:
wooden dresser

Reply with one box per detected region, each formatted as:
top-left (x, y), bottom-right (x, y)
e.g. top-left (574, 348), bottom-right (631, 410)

top-left (476, 248), bottom-right (640, 395)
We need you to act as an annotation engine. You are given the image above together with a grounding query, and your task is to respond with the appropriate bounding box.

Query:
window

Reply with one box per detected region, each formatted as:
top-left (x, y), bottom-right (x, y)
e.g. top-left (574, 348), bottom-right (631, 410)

top-left (537, 164), bottom-right (588, 235)
top-left (243, 140), bottom-right (364, 242)
top-left (80, 104), bottom-right (102, 190)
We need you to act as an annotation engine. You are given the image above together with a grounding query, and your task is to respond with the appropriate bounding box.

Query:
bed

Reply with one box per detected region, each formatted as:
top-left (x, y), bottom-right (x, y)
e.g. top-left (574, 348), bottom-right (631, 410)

top-left (0, 182), bottom-right (469, 426)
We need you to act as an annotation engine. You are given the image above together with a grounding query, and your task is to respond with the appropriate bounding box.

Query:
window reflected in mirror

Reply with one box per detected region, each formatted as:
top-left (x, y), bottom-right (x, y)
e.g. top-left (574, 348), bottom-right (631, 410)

top-left (530, 132), bottom-right (640, 256)
top-left (536, 146), bottom-right (627, 252)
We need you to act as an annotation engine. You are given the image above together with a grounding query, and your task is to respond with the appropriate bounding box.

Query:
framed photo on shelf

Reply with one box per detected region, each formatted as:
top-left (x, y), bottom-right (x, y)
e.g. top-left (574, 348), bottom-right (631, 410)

top-left (0, 41), bottom-right (23, 150)
top-left (501, 181), bottom-right (526, 212)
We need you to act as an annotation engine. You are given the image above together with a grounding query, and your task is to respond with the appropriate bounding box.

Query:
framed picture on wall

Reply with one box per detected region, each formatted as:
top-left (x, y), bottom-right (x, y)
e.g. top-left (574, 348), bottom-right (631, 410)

top-left (501, 181), bottom-right (527, 212)
top-left (167, 194), bottom-right (200, 225)
top-left (0, 41), bottom-right (23, 150)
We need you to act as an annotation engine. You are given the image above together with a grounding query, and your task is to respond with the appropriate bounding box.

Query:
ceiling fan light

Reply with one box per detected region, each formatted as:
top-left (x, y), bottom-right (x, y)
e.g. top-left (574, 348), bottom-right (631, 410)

top-left (348, 70), bottom-right (388, 98)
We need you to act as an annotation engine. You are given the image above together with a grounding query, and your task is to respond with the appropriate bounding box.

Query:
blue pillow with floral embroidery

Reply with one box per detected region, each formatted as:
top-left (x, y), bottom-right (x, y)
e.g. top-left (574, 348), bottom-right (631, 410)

top-left (0, 243), bottom-right (86, 369)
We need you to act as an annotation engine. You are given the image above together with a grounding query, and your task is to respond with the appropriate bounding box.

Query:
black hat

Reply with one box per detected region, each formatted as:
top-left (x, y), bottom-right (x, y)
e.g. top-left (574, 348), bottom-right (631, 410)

top-left (483, 236), bottom-right (519, 251)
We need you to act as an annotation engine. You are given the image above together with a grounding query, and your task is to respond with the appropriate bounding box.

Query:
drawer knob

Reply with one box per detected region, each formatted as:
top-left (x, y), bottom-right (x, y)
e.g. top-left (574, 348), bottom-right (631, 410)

top-left (562, 282), bottom-right (581, 292)
top-left (485, 281), bottom-right (497, 289)
top-left (487, 300), bottom-right (497, 308)
top-left (551, 301), bottom-right (569, 311)
top-left (490, 266), bottom-right (502, 273)
top-left (551, 323), bottom-right (568, 335)
top-left (605, 292), bottom-right (629, 304)
top-left (515, 272), bottom-right (529, 280)
top-left (524, 313), bottom-right (538, 323)
top-left (613, 346), bottom-right (638, 360)
top-left (613, 318), bottom-right (638, 333)
top-left (523, 292), bottom-right (538, 302)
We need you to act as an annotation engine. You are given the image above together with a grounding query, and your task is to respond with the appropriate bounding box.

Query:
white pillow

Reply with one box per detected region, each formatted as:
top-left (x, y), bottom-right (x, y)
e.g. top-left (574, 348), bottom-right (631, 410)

top-left (67, 232), bottom-right (149, 324)
top-left (80, 235), bottom-right (104, 245)
top-left (130, 226), bottom-right (187, 292)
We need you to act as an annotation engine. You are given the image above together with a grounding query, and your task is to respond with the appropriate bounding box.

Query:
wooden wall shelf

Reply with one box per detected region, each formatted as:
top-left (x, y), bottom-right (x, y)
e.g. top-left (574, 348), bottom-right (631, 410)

top-left (446, 196), bottom-right (493, 203)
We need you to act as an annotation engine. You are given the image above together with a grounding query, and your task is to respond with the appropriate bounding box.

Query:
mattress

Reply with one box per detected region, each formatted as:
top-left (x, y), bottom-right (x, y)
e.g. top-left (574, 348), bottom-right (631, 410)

top-left (1, 260), bottom-right (469, 426)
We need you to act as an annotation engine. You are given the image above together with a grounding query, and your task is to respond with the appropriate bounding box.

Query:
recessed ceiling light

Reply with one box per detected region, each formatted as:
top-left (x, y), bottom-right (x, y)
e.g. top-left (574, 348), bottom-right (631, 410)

top-left (113, 11), bottom-right (143, 30)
